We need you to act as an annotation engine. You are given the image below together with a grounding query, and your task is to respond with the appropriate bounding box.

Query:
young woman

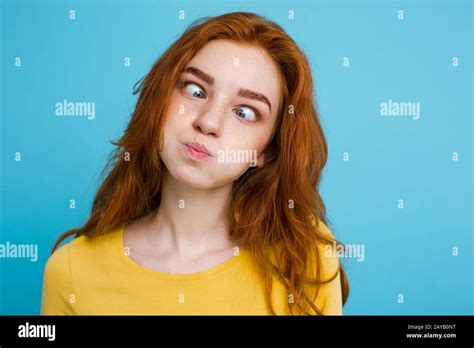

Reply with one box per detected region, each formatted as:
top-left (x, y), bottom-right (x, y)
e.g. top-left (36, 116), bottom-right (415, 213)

top-left (41, 11), bottom-right (349, 315)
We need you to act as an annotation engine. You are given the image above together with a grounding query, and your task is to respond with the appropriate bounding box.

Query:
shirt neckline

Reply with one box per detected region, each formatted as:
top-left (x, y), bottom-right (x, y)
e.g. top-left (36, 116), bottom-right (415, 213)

top-left (114, 224), bottom-right (242, 281)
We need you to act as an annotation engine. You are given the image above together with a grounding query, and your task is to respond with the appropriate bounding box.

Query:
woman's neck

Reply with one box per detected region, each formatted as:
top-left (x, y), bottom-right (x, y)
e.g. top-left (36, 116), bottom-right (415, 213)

top-left (145, 171), bottom-right (236, 259)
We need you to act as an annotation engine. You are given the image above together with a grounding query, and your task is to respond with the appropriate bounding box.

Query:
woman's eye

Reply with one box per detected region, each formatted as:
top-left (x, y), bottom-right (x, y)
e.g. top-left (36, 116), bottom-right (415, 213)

top-left (234, 107), bottom-right (259, 122)
top-left (180, 80), bottom-right (259, 122)
top-left (183, 82), bottom-right (206, 99)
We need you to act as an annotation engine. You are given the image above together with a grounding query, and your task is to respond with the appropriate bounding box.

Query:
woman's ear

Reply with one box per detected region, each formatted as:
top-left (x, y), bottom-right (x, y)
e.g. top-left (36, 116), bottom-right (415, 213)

top-left (256, 151), bottom-right (265, 168)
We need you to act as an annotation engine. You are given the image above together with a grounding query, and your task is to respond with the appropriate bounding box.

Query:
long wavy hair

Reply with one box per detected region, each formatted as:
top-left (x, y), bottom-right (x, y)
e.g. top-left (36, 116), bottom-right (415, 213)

top-left (52, 11), bottom-right (349, 315)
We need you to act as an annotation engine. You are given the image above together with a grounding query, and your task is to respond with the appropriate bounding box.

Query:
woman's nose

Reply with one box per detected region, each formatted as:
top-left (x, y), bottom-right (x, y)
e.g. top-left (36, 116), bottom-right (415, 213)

top-left (192, 103), bottom-right (225, 137)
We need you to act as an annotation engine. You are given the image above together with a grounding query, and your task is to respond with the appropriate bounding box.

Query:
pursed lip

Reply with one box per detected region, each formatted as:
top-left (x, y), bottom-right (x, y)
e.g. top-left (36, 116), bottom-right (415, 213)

top-left (184, 142), bottom-right (212, 157)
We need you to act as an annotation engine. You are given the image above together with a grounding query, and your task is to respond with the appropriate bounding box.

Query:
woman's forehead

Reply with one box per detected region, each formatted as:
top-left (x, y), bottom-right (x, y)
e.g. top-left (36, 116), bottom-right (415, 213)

top-left (185, 40), bottom-right (282, 110)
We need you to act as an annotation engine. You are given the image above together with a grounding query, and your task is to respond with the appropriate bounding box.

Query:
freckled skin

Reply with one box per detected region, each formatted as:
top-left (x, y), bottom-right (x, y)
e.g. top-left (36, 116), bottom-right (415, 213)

top-left (159, 39), bottom-right (282, 189)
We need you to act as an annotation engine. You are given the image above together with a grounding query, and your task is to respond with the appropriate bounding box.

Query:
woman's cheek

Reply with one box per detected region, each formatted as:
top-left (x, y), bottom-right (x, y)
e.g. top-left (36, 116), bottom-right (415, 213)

top-left (215, 161), bottom-right (252, 184)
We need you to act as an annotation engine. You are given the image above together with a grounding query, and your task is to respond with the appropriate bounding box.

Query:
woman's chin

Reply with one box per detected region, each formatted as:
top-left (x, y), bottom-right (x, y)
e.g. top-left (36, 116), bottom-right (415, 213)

top-left (170, 170), bottom-right (216, 189)
top-left (164, 163), bottom-right (237, 189)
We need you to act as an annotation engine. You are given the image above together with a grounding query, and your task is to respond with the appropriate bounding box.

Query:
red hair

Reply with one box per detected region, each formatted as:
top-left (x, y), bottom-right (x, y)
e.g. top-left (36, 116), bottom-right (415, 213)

top-left (52, 11), bottom-right (349, 315)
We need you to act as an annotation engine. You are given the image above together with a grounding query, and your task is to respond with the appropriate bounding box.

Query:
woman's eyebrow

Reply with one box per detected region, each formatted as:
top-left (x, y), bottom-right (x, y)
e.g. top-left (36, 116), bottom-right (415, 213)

top-left (184, 66), bottom-right (215, 85)
top-left (183, 66), bottom-right (272, 113)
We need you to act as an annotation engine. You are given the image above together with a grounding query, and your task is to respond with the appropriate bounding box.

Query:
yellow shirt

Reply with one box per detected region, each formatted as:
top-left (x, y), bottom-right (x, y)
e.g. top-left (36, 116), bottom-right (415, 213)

top-left (40, 221), bottom-right (342, 315)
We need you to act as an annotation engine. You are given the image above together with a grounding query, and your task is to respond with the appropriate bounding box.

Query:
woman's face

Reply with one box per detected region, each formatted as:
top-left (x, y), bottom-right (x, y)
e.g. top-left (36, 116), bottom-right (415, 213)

top-left (159, 39), bottom-right (282, 189)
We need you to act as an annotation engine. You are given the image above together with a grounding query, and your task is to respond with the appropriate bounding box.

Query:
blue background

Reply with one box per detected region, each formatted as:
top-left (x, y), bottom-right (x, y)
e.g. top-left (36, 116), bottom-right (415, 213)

top-left (1, 0), bottom-right (472, 315)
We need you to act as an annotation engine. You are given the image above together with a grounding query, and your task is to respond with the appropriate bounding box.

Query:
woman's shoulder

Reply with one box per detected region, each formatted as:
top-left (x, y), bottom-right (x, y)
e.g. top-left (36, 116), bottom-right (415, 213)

top-left (41, 228), bottom-right (121, 315)
top-left (313, 219), bottom-right (341, 278)
top-left (310, 216), bottom-right (336, 240)
top-left (70, 228), bottom-right (122, 254)
top-left (268, 217), bottom-right (341, 283)
top-left (268, 218), bottom-right (343, 314)
top-left (46, 227), bottom-right (123, 270)
top-left (300, 218), bottom-right (342, 315)
top-left (43, 239), bottom-right (71, 281)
